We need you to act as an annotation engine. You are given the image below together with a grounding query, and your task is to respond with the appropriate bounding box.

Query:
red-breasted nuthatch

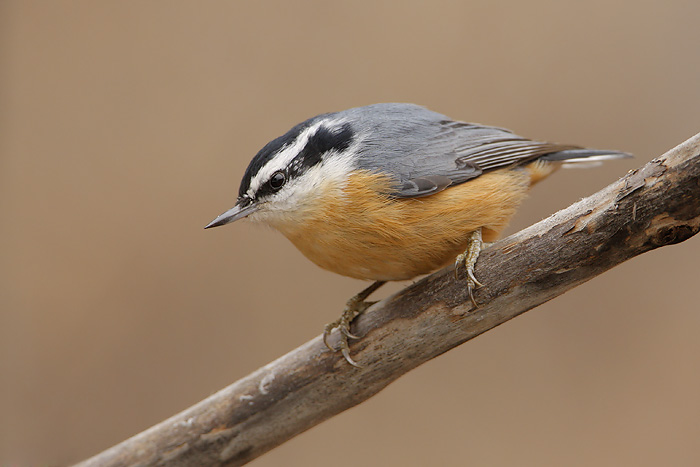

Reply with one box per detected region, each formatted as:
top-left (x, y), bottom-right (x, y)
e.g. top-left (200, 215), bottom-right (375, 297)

top-left (206, 103), bottom-right (630, 366)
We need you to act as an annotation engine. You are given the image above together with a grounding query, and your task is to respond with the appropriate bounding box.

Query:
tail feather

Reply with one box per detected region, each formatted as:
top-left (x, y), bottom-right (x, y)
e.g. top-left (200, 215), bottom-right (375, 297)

top-left (540, 148), bottom-right (632, 168)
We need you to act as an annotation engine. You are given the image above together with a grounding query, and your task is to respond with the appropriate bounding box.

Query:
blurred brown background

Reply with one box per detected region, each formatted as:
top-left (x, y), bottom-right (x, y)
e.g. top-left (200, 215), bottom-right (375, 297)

top-left (2, 1), bottom-right (699, 466)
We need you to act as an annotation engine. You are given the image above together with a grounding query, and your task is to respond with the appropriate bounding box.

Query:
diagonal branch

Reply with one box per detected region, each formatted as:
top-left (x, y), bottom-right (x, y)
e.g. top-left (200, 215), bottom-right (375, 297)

top-left (76, 133), bottom-right (700, 467)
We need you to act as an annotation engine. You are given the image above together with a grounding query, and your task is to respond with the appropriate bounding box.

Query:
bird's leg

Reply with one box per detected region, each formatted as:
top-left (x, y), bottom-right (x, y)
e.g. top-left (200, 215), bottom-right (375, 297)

top-left (454, 228), bottom-right (484, 307)
top-left (323, 280), bottom-right (386, 367)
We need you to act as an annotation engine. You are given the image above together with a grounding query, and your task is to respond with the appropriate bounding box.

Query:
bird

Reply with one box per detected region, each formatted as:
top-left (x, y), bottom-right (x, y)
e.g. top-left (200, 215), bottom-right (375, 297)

top-left (205, 103), bottom-right (630, 367)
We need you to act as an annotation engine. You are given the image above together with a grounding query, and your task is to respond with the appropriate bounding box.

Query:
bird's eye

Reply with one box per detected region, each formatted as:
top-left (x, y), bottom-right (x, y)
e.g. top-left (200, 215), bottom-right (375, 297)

top-left (268, 171), bottom-right (286, 190)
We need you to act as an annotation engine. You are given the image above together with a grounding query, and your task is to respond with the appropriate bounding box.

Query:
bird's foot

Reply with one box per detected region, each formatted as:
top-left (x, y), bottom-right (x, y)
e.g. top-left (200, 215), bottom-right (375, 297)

top-left (323, 280), bottom-right (385, 367)
top-left (454, 229), bottom-right (484, 307)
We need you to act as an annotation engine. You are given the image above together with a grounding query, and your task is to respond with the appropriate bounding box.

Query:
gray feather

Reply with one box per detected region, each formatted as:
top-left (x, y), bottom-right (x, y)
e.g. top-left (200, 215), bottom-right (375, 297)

top-left (335, 103), bottom-right (583, 198)
top-left (398, 175), bottom-right (455, 198)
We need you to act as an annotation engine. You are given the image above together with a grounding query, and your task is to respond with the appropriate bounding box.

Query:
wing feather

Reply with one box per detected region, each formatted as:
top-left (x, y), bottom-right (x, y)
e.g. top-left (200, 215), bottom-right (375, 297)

top-left (346, 104), bottom-right (580, 198)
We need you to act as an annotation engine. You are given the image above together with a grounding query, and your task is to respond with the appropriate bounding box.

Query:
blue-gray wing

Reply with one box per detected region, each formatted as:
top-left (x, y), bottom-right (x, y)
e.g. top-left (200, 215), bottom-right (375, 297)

top-left (344, 103), bottom-right (578, 198)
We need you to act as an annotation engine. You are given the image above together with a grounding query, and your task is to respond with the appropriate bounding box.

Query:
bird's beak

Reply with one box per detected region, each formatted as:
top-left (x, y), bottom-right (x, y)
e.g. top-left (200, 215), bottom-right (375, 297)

top-left (204, 198), bottom-right (258, 229)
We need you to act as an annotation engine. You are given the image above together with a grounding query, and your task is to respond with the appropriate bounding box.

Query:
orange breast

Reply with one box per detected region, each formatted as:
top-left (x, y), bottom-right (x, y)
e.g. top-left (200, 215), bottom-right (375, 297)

top-left (269, 163), bottom-right (553, 281)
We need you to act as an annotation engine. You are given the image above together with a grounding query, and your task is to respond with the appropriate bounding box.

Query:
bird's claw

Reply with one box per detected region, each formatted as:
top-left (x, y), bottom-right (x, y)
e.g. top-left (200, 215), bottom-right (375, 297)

top-left (323, 323), bottom-right (337, 352)
top-left (323, 307), bottom-right (364, 367)
top-left (323, 281), bottom-right (385, 367)
top-left (341, 346), bottom-right (362, 368)
top-left (341, 326), bottom-right (361, 340)
top-left (455, 229), bottom-right (484, 308)
top-left (466, 266), bottom-right (483, 289)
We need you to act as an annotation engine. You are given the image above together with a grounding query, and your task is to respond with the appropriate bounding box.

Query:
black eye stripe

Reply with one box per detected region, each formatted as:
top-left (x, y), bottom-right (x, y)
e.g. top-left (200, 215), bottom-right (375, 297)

top-left (307, 123), bottom-right (354, 156)
top-left (288, 123), bottom-right (355, 179)
top-left (238, 120), bottom-right (312, 198)
top-left (252, 170), bottom-right (286, 199)
top-left (239, 120), bottom-right (356, 200)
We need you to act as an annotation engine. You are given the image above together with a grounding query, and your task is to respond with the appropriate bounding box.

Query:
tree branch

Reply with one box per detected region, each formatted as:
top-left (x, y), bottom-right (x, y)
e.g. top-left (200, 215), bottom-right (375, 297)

top-left (75, 133), bottom-right (700, 467)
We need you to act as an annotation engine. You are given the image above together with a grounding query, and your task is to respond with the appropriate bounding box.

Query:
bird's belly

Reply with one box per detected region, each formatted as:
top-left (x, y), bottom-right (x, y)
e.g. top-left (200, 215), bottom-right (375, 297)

top-left (273, 168), bottom-right (532, 281)
top-left (288, 230), bottom-right (472, 281)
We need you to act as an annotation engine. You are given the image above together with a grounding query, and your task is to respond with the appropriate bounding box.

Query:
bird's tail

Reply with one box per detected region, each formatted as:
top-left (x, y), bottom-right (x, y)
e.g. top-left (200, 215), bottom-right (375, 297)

top-left (540, 148), bottom-right (633, 169)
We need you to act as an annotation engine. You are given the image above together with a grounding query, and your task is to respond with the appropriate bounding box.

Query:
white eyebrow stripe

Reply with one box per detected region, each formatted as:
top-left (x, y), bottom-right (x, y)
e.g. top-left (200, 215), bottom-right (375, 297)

top-left (247, 121), bottom-right (326, 196)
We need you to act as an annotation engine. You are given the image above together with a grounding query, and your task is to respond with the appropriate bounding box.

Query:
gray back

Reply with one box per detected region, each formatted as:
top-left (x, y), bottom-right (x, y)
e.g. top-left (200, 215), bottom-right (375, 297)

top-left (336, 103), bottom-right (575, 197)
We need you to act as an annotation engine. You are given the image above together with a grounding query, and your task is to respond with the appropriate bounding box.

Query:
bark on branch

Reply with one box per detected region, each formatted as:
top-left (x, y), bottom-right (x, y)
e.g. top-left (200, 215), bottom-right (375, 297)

top-left (76, 133), bottom-right (700, 467)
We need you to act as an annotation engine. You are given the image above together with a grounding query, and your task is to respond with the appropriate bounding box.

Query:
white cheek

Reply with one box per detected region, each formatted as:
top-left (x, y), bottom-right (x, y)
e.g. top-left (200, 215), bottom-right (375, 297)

top-left (249, 151), bottom-right (356, 226)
